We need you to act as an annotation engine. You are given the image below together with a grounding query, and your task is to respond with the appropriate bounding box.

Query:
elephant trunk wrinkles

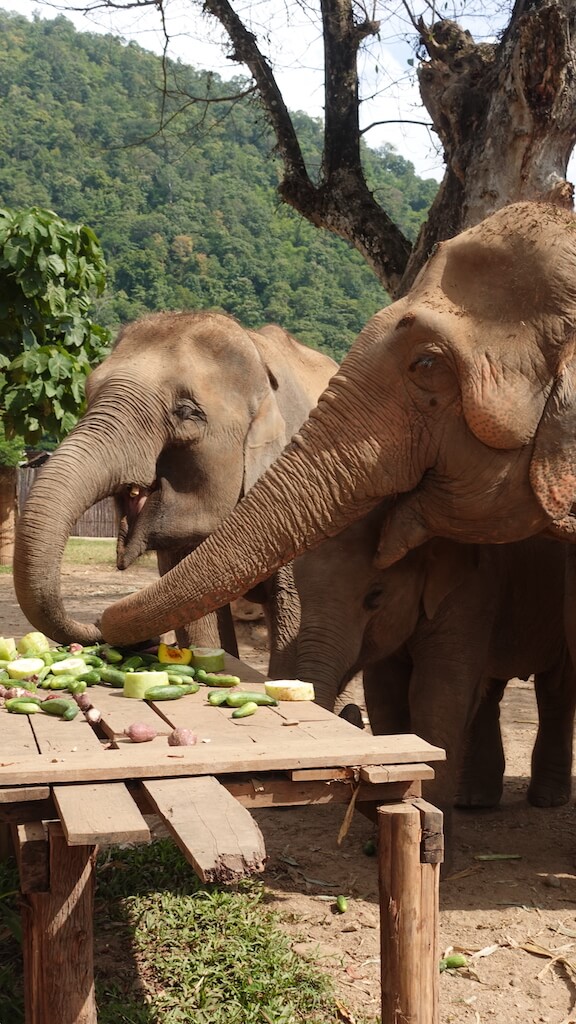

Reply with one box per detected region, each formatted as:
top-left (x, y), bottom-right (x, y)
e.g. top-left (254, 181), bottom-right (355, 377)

top-left (99, 405), bottom-right (398, 646)
top-left (14, 404), bottom-right (161, 645)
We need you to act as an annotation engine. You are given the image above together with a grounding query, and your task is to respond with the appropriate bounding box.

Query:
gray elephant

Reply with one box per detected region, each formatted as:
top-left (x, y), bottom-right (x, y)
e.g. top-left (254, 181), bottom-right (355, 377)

top-left (13, 311), bottom-right (336, 656)
top-left (16, 202), bottom-right (576, 652)
top-left (289, 509), bottom-right (576, 840)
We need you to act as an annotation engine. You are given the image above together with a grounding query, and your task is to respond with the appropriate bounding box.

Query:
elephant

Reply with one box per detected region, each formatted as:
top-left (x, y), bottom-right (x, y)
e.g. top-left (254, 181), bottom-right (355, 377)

top-left (15, 201), bottom-right (576, 650)
top-left (288, 507), bottom-right (576, 846)
top-left (12, 311), bottom-right (336, 656)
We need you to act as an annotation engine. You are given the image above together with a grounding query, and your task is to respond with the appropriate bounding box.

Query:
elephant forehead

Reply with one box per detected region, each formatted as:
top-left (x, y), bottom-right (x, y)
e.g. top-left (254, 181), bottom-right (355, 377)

top-left (414, 203), bottom-right (576, 325)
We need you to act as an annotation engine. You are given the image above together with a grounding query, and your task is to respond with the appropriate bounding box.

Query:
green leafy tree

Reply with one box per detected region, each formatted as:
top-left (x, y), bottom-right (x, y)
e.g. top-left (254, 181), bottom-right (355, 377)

top-left (0, 204), bottom-right (111, 563)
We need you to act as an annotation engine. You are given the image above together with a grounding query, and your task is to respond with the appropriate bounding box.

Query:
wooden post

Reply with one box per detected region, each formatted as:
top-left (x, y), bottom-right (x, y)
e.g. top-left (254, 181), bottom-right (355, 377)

top-left (377, 800), bottom-right (442, 1024)
top-left (17, 821), bottom-right (98, 1024)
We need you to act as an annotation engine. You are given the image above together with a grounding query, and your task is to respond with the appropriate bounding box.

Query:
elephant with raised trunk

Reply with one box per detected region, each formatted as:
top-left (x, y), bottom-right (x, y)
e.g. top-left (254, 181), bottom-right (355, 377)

top-left (13, 311), bottom-right (336, 656)
top-left (16, 202), bottom-right (576, 646)
top-left (290, 512), bottom-right (576, 843)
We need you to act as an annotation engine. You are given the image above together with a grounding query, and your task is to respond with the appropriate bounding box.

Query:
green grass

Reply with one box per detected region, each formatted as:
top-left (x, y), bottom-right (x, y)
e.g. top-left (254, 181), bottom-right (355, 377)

top-left (0, 841), bottom-right (358, 1024)
top-left (0, 537), bottom-right (157, 573)
top-left (62, 538), bottom-right (157, 568)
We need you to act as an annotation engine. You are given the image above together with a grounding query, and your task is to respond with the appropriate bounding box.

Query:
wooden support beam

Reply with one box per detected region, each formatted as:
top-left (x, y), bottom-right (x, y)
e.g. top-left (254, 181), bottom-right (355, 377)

top-left (142, 776), bottom-right (267, 883)
top-left (377, 800), bottom-right (442, 1024)
top-left (18, 821), bottom-right (97, 1024)
top-left (13, 822), bottom-right (49, 893)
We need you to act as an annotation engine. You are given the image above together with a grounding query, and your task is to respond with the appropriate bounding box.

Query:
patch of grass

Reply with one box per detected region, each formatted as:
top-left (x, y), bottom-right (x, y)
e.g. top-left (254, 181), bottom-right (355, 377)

top-left (0, 841), bottom-right (357, 1024)
top-left (62, 538), bottom-right (156, 569)
top-left (0, 565), bottom-right (12, 574)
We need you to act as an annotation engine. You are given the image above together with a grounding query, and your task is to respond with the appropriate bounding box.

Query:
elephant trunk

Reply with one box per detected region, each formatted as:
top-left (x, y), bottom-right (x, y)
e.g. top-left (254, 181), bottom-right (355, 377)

top-left (99, 371), bottom-right (405, 647)
top-left (14, 400), bottom-right (161, 644)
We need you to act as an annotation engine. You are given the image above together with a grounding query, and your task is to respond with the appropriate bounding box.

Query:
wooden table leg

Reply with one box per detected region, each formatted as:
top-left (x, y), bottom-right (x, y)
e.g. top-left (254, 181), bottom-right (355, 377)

top-left (377, 800), bottom-right (443, 1024)
top-left (16, 821), bottom-right (98, 1024)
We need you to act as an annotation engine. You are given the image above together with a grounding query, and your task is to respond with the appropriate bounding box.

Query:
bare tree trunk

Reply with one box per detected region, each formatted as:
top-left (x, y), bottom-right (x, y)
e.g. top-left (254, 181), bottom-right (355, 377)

top-left (0, 466), bottom-right (17, 566)
top-left (400, 0), bottom-right (576, 291)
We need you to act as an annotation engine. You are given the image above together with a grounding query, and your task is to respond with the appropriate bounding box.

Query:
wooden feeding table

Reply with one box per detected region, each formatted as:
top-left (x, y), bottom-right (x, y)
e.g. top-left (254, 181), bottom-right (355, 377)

top-left (0, 654), bottom-right (445, 1024)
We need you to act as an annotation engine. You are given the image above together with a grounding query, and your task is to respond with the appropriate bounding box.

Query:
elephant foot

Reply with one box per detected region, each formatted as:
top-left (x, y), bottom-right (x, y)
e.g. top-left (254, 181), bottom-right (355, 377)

top-left (527, 778), bottom-right (571, 807)
top-left (454, 778), bottom-right (503, 809)
top-left (338, 704), bottom-right (365, 730)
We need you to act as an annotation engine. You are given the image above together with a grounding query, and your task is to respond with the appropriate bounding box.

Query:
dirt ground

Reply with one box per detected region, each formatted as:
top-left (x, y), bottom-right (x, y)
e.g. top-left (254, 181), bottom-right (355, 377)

top-left (3, 561), bottom-right (576, 1024)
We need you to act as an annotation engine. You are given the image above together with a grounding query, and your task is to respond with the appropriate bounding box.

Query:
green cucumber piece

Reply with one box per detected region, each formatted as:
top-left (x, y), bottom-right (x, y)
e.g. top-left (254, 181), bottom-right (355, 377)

top-left (225, 691), bottom-right (278, 708)
top-left (231, 701), bottom-right (259, 719)
top-left (144, 684), bottom-right (189, 701)
top-left (196, 670), bottom-right (240, 687)
top-left (120, 655), bottom-right (145, 671)
top-left (148, 662), bottom-right (197, 677)
top-left (207, 689), bottom-right (234, 706)
top-left (5, 698), bottom-right (42, 714)
top-left (41, 698), bottom-right (78, 717)
top-left (100, 666), bottom-right (127, 687)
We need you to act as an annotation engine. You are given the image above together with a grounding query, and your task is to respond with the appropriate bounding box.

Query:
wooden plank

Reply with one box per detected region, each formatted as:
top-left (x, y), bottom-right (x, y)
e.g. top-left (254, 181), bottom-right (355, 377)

top-left (142, 776), bottom-right (266, 883)
top-left (0, 797), bottom-right (56, 825)
top-left (53, 783), bottom-right (151, 846)
top-left (89, 686), bottom-right (173, 740)
top-left (290, 767), bottom-right (355, 782)
top-left (360, 763), bottom-right (436, 784)
top-left (147, 701), bottom-right (255, 746)
top-left (14, 822), bottom-right (49, 893)
top-left (0, 785), bottom-right (50, 803)
top-left (225, 777), bottom-right (424, 807)
top-left (20, 821), bottom-right (97, 1024)
top-left (30, 710), bottom-right (104, 754)
top-left (0, 708), bottom-right (39, 756)
top-left (0, 732), bottom-right (446, 786)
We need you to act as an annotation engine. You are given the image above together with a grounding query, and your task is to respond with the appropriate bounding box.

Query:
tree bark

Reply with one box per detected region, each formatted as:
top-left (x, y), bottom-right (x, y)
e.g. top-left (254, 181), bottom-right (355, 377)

top-left (400, 0), bottom-right (576, 291)
top-left (200, 0), bottom-right (576, 298)
top-left (0, 466), bottom-right (17, 566)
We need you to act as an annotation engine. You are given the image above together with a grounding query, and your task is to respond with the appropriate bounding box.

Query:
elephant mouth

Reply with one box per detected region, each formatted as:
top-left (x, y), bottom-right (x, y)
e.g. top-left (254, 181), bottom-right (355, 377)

top-left (115, 482), bottom-right (158, 568)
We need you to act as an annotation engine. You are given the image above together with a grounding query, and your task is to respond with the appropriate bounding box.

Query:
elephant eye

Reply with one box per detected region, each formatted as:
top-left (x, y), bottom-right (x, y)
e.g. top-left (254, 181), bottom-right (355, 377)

top-left (409, 353), bottom-right (436, 372)
top-left (363, 586), bottom-right (384, 611)
top-left (173, 399), bottom-right (206, 423)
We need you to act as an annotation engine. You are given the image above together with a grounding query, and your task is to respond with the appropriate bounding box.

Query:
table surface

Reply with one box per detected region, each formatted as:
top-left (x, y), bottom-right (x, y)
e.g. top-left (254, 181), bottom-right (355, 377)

top-left (0, 653), bottom-right (445, 788)
top-left (5, 655), bottom-right (445, 1024)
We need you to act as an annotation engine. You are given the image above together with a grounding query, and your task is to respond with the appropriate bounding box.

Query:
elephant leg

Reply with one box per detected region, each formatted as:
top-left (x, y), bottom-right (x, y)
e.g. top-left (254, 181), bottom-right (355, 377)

top-left (455, 678), bottom-right (506, 808)
top-left (528, 654), bottom-right (576, 807)
top-left (363, 651), bottom-right (412, 735)
top-left (264, 565), bottom-right (301, 680)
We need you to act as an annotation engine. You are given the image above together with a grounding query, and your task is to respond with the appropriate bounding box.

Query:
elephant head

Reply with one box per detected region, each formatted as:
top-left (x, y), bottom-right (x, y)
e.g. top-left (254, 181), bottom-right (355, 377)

top-left (13, 311), bottom-right (336, 644)
top-left (34, 202), bottom-right (576, 646)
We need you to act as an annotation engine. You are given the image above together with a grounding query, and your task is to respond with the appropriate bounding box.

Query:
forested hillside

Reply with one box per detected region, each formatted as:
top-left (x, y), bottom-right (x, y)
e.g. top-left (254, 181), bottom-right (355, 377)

top-left (0, 11), bottom-right (437, 360)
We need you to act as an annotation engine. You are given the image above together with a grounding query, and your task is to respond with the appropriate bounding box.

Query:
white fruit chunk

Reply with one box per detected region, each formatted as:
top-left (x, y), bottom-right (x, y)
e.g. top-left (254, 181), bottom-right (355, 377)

top-left (50, 657), bottom-right (90, 677)
top-left (6, 657), bottom-right (46, 680)
top-left (264, 680), bottom-right (315, 701)
top-left (124, 671), bottom-right (169, 699)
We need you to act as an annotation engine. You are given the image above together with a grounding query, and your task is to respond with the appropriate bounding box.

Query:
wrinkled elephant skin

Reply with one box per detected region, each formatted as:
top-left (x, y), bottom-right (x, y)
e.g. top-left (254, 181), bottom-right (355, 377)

top-left (92, 202), bottom-right (576, 648)
top-left (13, 312), bottom-right (336, 650)
top-left (292, 517), bottom-right (576, 853)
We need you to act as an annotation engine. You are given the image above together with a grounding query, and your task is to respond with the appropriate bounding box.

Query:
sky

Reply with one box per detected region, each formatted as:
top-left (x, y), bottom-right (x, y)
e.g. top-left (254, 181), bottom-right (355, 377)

top-left (1, 0), bottom-right (574, 186)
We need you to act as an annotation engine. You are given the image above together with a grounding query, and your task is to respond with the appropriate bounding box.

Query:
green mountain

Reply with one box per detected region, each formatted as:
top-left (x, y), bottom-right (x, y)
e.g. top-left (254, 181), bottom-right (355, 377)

top-left (0, 11), bottom-right (437, 361)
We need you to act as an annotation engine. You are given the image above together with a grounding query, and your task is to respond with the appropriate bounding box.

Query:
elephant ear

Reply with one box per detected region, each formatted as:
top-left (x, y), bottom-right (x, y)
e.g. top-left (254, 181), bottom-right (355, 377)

top-left (530, 352), bottom-right (576, 521)
top-left (421, 539), bottom-right (479, 620)
top-left (243, 383), bottom-right (287, 494)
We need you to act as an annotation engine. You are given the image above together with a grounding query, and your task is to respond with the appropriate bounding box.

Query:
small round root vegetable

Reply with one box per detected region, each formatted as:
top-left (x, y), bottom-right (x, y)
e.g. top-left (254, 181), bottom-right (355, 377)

top-left (167, 727), bottom-right (198, 746)
top-left (124, 722), bottom-right (158, 743)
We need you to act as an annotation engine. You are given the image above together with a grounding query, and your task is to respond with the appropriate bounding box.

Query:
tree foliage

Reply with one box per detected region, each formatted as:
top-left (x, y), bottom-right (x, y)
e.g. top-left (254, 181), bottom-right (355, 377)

top-left (0, 205), bottom-right (111, 444)
top-left (0, 12), bottom-right (437, 362)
